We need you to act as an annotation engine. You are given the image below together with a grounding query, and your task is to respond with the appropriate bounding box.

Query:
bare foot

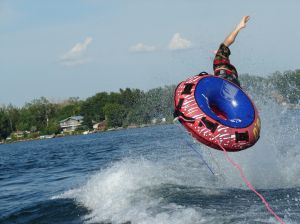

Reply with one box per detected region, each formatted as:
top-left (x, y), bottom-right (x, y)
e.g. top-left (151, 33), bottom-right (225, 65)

top-left (236, 16), bottom-right (250, 30)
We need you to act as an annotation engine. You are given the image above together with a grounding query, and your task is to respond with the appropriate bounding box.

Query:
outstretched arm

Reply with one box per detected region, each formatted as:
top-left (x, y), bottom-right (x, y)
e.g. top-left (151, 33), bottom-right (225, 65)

top-left (223, 16), bottom-right (250, 47)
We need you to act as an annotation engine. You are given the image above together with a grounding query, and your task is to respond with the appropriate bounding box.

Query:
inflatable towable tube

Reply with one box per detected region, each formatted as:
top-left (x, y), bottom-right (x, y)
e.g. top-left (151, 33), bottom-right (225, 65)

top-left (174, 73), bottom-right (261, 152)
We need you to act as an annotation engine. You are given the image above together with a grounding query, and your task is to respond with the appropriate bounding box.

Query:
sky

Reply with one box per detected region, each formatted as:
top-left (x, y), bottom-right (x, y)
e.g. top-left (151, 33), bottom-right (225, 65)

top-left (1, 0), bottom-right (300, 106)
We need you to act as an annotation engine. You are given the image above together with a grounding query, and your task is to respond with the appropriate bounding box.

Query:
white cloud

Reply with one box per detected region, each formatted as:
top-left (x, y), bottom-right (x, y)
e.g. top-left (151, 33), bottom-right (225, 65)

top-left (130, 43), bottom-right (156, 53)
top-left (168, 33), bottom-right (192, 50)
top-left (60, 37), bottom-right (93, 66)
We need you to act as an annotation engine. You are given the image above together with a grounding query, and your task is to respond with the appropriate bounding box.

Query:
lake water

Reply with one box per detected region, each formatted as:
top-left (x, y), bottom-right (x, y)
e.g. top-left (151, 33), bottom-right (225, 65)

top-left (0, 102), bottom-right (299, 223)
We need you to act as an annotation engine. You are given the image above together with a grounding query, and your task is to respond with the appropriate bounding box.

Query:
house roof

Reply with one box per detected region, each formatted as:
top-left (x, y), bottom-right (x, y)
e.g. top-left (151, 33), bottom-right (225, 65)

top-left (60, 116), bottom-right (83, 123)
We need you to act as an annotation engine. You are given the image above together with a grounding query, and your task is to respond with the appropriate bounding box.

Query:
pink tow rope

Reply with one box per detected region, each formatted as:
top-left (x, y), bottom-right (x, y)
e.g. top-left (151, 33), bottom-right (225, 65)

top-left (216, 140), bottom-right (286, 224)
top-left (178, 116), bottom-right (286, 223)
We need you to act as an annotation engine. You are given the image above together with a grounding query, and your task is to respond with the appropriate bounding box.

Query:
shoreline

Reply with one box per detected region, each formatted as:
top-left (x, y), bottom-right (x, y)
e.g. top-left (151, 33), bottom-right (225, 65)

top-left (0, 122), bottom-right (171, 145)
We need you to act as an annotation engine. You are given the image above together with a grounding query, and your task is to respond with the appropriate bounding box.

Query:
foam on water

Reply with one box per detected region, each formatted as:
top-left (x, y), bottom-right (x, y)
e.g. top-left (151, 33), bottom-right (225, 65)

top-left (55, 87), bottom-right (299, 223)
top-left (204, 95), bottom-right (300, 189)
top-left (58, 157), bottom-right (224, 223)
top-left (57, 156), bottom-right (297, 224)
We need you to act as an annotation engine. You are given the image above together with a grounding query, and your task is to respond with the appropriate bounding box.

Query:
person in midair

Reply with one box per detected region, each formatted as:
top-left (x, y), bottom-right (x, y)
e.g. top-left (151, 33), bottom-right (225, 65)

top-left (213, 16), bottom-right (250, 87)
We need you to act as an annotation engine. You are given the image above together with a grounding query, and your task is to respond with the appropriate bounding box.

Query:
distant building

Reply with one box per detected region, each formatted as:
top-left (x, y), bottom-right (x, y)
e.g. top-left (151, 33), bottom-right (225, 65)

top-left (151, 118), bottom-right (157, 124)
top-left (93, 121), bottom-right (107, 131)
top-left (59, 116), bottom-right (84, 132)
top-left (12, 131), bottom-right (24, 138)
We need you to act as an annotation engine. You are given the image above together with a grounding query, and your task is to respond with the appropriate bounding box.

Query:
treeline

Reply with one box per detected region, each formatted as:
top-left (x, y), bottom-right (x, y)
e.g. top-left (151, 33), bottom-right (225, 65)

top-left (0, 70), bottom-right (299, 141)
top-left (240, 70), bottom-right (300, 104)
top-left (0, 86), bottom-right (174, 140)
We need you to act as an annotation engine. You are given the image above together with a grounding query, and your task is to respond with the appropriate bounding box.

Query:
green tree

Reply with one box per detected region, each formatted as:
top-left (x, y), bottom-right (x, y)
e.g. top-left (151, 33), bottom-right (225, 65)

top-left (17, 97), bottom-right (59, 132)
top-left (81, 92), bottom-right (109, 127)
top-left (103, 103), bottom-right (127, 127)
top-left (0, 108), bottom-right (11, 140)
top-left (5, 104), bottom-right (20, 132)
top-left (268, 70), bottom-right (300, 104)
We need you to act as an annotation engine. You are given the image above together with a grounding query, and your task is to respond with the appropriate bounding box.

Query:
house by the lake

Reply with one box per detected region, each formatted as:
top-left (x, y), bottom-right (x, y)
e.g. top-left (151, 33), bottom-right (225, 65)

top-left (59, 116), bottom-right (84, 132)
top-left (12, 131), bottom-right (25, 138)
top-left (93, 120), bottom-right (107, 131)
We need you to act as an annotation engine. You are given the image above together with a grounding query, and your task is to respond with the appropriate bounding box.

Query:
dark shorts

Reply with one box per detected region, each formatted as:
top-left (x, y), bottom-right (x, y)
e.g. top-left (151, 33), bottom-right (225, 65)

top-left (213, 43), bottom-right (240, 87)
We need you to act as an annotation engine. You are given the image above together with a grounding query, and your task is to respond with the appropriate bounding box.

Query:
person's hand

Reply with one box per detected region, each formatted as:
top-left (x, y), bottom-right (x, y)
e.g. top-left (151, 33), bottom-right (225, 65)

top-left (237, 16), bottom-right (250, 30)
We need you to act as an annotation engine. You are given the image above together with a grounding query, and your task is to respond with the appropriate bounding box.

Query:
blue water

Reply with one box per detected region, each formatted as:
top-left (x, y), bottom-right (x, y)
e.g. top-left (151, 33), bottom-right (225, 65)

top-left (1, 107), bottom-right (300, 223)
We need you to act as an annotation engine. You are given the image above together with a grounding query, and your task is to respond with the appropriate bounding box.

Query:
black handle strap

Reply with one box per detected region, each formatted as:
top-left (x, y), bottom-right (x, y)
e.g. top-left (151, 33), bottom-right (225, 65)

top-left (181, 83), bottom-right (194, 95)
top-left (199, 117), bottom-right (219, 133)
top-left (198, 72), bottom-right (208, 76)
top-left (173, 110), bottom-right (195, 123)
top-left (235, 131), bottom-right (249, 142)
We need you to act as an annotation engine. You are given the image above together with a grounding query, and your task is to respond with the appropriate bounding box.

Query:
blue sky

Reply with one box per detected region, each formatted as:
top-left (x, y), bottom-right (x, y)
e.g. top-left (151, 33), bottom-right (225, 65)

top-left (1, 0), bottom-right (299, 106)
